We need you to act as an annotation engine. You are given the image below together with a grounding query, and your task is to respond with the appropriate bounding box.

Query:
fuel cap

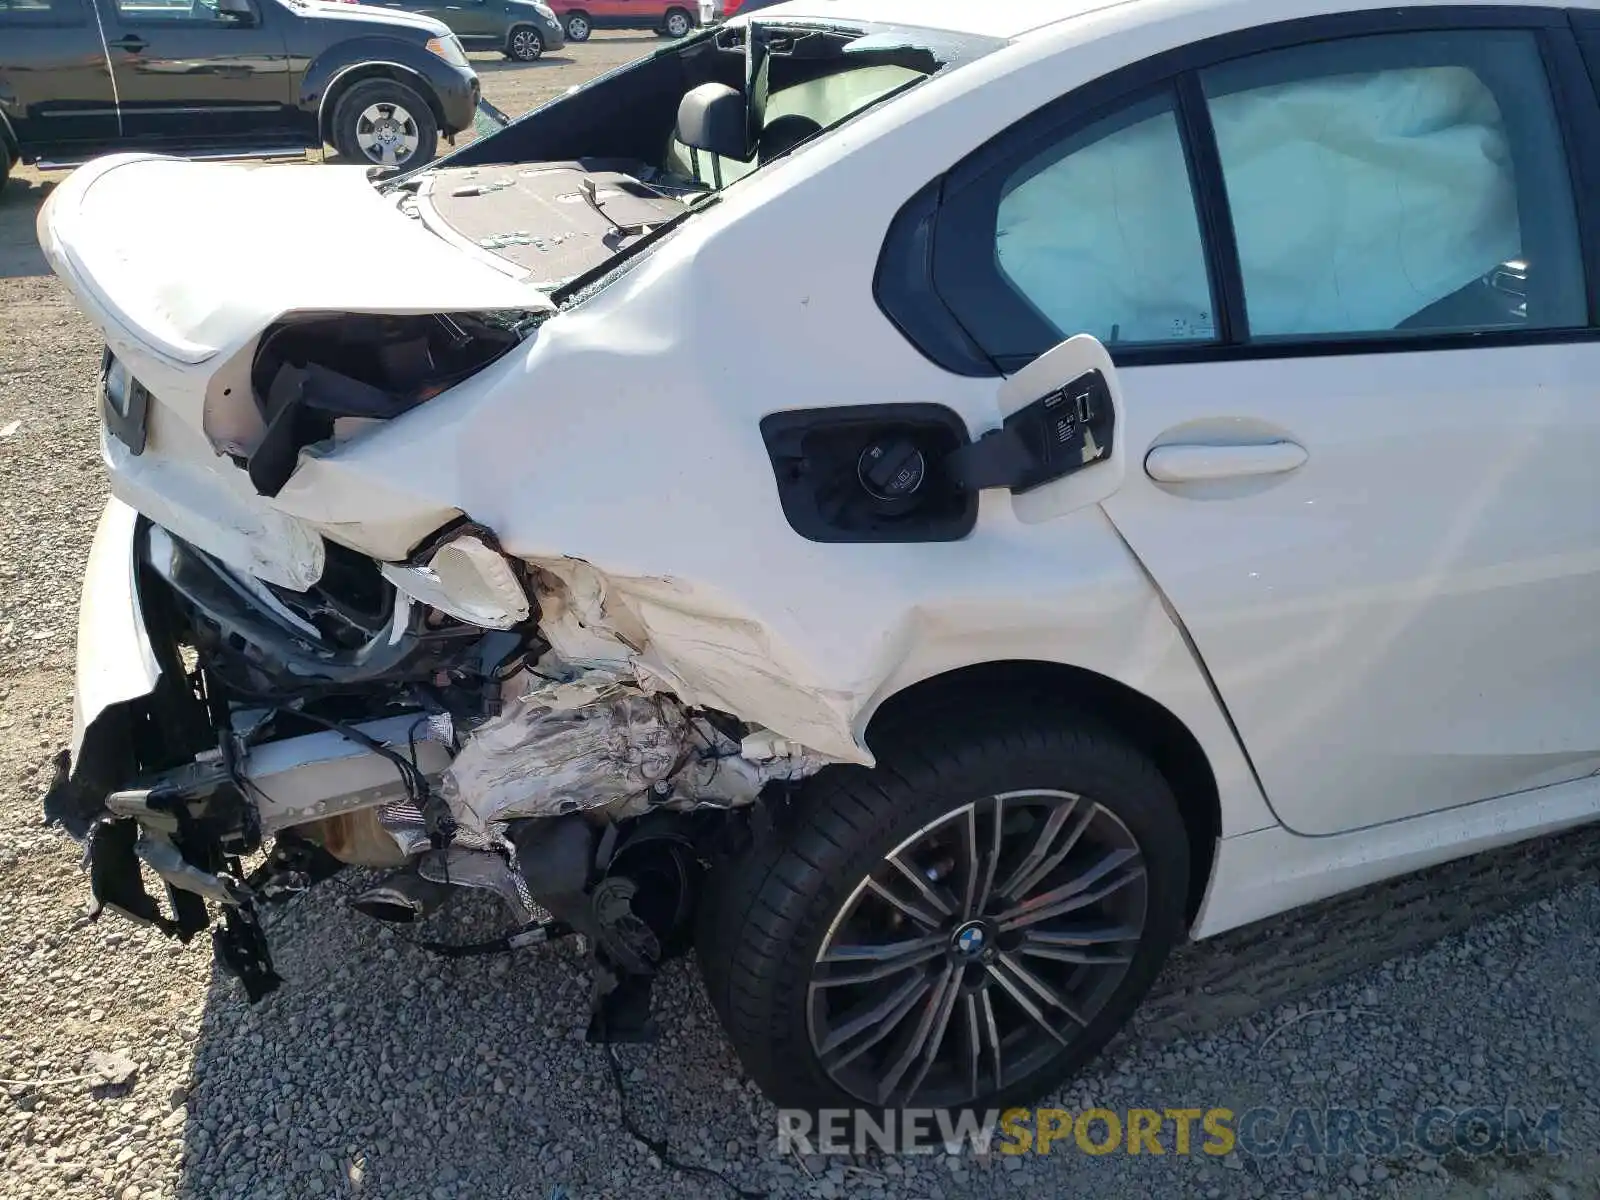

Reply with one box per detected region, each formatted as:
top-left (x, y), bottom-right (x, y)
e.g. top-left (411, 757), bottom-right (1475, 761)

top-left (857, 437), bottom-right (927, 502)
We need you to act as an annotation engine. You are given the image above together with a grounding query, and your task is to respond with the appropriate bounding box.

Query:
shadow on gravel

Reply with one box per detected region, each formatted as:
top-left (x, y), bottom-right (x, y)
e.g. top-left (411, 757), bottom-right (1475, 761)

top-left (169, 824), bottom-right (1600, 1199)
top-left (473, 55), bottom-right (580, 74)
top-left (0, 177), bottom-right (55, 280)
top-left (173, 878), bottom-right (761, 1200)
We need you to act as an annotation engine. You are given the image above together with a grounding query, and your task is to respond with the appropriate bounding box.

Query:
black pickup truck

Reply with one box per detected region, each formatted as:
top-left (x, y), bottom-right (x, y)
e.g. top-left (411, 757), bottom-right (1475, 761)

top-left (0, 0), bottom-right (482, 187)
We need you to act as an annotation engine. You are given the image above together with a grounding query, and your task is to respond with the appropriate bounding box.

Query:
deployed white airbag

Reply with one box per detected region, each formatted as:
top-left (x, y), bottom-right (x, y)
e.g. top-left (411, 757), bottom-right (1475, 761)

top-left (1210, 66), bottom-right (1518, 336)
top-left (996, 66), bottom-right (1521, 343)
top-left (998, 103), bottom-right (1215, 345)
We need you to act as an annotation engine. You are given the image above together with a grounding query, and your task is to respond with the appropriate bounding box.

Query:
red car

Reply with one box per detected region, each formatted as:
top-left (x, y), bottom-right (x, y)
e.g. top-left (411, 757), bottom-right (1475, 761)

top-left (702, 0), bottom-right (788, 18)
top-left (547, 0), bottom-right (701, 41)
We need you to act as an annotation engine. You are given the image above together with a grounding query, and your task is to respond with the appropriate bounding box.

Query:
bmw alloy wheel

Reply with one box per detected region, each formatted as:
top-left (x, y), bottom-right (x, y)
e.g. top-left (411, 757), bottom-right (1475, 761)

top-left (806, 790), bottom-right (1148, 1108)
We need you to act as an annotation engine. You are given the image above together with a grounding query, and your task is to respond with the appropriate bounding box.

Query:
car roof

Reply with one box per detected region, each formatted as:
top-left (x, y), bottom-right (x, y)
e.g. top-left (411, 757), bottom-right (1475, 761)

top-left (746, 0), bottom-right (1138, 39)
top-left (753, 0), bottom-right (1578, 40)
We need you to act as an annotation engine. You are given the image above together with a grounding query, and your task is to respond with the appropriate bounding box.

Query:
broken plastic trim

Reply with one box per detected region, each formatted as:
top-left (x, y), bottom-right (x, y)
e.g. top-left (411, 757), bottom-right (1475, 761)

top-left (146, 525), bottom-right (474, 692)
top-left (246, 311), bottom-right (540, 497)
top-left (381, 529), bottom-right (533, 631)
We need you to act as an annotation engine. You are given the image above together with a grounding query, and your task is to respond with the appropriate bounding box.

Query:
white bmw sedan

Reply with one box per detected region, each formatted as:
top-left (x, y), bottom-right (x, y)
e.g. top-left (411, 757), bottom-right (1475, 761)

top-left (36, 0), bottom-right (1600, 1114)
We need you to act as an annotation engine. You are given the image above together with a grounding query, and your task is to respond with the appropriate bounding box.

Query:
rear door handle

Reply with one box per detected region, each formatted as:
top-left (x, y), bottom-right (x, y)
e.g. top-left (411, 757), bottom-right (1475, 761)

top-left (1144, 440), bottom-right (1308, 483)
top-left (109, 35), bottom-right (148, 51)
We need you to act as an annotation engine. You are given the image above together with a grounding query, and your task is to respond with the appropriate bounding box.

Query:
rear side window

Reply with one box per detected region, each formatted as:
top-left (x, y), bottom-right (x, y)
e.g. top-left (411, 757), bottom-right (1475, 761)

top-left (915, 21), bottom-right (1588, 371)
top-left (992, 91), bottom-right (1215, 348)
top-left (930, 87), bottom-right (1219, 365)
top-left (0, 0), bottom-right (85, 23)
top-left (1201, 30), bottom-right (1585, 339)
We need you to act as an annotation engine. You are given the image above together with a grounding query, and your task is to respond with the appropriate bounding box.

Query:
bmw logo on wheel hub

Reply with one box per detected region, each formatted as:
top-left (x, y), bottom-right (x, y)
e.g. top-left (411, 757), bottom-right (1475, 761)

top-left (952, 920), bottom-right (989, 960)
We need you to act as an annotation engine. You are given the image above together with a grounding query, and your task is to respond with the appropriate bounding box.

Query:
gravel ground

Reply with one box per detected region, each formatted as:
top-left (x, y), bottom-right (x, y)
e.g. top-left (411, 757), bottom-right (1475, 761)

top-left (1, 33), bottom-right (1598, 1200)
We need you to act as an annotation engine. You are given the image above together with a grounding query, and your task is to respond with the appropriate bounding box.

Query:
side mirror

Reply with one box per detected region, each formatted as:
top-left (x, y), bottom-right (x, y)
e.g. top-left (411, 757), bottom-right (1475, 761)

top-left (216, 0), bottom-right (256, 23)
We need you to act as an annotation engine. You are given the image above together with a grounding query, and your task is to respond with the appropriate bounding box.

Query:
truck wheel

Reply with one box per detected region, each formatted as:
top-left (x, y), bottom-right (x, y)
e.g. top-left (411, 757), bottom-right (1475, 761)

top-left (506, 26), bottom-right (544, 60)
top-left (331, 79), bottom-right (438, 169)
top-left (661, 6), bottom-right (692, 36)
top-left (696, 703), bottom-right (1190, 1113)
top-left (563, 11), bottom-right (590, 40)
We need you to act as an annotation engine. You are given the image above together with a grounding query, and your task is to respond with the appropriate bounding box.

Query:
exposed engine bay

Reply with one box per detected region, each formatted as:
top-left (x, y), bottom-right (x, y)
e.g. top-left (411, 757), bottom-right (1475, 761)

top-left (46, 506), bottom-right (829, 1040)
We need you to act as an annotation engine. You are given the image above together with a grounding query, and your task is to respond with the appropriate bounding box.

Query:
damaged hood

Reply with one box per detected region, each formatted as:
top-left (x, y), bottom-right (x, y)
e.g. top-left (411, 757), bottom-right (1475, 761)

top-left (38, 154), bottom-right (552, 366)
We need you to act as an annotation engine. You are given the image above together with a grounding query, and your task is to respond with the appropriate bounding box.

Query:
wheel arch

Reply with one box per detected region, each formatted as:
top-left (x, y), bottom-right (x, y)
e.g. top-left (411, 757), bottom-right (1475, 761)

top-left (505, 20), bottom-right (540, 50)
top-left (316, 61), bottom-right (445, 150)
top-left (863, 658), bottom-right (1222, 925)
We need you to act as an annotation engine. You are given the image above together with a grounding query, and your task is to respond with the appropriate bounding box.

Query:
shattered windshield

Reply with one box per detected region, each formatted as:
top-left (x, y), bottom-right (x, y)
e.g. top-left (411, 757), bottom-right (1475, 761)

top-left (387, 19), bottom-right (1002, 298)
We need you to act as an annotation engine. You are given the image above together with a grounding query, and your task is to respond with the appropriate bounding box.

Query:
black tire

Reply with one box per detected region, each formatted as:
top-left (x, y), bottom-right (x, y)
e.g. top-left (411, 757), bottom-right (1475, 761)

top-left (661, 6), bottom-right (692, 36)
top-left (0, 140), bottom-right (12, 195)
top-left (563, 11), bottom-right (590, 40)
top-left (505, 25), bottom-right (544, 60)
top-left (330, 79), bottom-right (438, 169)
top-left (697, 702), bottom-right (1190, 1114)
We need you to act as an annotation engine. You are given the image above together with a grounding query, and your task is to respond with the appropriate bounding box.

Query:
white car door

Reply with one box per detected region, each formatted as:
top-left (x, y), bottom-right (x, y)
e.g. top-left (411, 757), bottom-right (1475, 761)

top-left (929, 16), bottom-right (1600, 835)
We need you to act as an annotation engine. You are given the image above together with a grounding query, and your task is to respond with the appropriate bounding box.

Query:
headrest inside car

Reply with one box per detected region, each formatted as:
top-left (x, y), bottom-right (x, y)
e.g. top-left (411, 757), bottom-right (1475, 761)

top-left (758, 113), bottom-right (823, 163)
top-left (676, 82), bottom-right (749, 161)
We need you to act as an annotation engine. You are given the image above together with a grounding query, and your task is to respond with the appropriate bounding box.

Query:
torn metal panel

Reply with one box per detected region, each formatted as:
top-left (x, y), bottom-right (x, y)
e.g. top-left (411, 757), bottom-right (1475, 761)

top-left (107, 405), bottom-right (327, 592)
top-left (440, 668), bottom-right (686, 834)
top-left (416, 845), bottom-right (540, 923)
top-left (348, 871), bottom-right (452, 923)
top-left (269, 451), bottom-right (465, 563)
top-left (526, 557), bottom-right (875, 765)
top-left (666, 724), bottom-right (834, 809)
top-left (439, 665), bottom-right (833, 837)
